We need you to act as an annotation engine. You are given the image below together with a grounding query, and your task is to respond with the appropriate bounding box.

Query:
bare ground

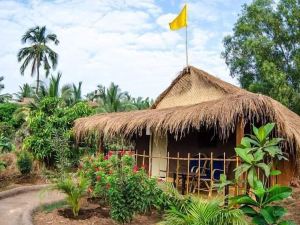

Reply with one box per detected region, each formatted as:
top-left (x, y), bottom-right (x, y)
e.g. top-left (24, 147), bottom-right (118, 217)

top-left (33, 202), bottom-right (162, 225)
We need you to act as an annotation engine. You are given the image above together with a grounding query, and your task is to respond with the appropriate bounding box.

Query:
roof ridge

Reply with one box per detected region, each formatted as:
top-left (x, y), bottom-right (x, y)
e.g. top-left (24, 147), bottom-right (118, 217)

top-left (151, 65), bottom-right (244, 109)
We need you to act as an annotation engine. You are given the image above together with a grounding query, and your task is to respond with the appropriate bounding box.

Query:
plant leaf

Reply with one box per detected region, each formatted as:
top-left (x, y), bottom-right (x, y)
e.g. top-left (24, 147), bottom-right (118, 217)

top-left (263, 123), bottom-right (275, 138)
top-left (230, 195), bottom-right (259, 207)
top-left (264, 186), bottom-right (292, 205)
top-left (256, 163), bottom-right (270, 177)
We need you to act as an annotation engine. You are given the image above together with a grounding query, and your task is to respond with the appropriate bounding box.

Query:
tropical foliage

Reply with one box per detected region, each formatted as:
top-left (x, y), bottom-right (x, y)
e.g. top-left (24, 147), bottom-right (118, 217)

top-left (15, 83), bottom-right (34, 100)
top-left (161, 197), bottom-right (247, 225)
top-left (17, 26), bottom-right (59, 93)
top-left (53, 173), bottom-right (89, 217)
top-left (222, 123), bottom-right (295, 225)
top-left (78, 152), bottom-right (160, 223)
top-left (16, 150), bottom-right (33, 175)
top-left (223, 0), bottom-right (300, 114)
top-left (23, 97), bottom-right (94, 166)
top-left (87, 82), bottom-right (152, 112)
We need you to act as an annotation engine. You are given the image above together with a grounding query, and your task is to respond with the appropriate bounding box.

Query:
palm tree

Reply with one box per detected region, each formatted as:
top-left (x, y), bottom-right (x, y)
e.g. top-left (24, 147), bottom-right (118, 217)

top-left (60, 82), bottom-right (82, 106)
top-left (48, 72), bottom-right (62, 97)
top-left (0, 76), bottom-right (11, 102)
top-left (132, 96), bottom-right (153, 109)
top-left (17, 26), bottom-right (59, 94)
top-left (94, 83), bottom-right (135, 112)
top-left (72, 82), bottom-right (82, 103)
top-left (15, 83), bottom-right (34, 100)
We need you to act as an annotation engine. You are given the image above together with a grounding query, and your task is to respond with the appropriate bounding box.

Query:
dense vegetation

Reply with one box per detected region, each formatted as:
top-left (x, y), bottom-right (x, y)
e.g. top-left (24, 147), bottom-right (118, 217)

top-left (223, 0), bottom-right (300, 114)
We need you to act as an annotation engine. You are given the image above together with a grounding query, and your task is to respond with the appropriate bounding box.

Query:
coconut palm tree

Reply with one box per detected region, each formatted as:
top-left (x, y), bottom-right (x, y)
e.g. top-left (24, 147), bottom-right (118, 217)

top-left (15, 83), bottom-right (34, 101)
top-left (72, 82), bottom-right (82, 103)
top-left (48, 72), bottom-right (62, 98)
top-left (60, 82), bottom-right (82, 106)
top-left (132, 96), bottom-right (153, 109)
top-left (17, 26), bottom-right (59, 93)
top-left (94, 83), bottom-right (135, 112)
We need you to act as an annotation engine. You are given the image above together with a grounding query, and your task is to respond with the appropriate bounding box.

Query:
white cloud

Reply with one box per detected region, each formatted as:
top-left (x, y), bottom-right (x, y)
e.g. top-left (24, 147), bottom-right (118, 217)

top-left (0, 0), bottom-right (247, 100)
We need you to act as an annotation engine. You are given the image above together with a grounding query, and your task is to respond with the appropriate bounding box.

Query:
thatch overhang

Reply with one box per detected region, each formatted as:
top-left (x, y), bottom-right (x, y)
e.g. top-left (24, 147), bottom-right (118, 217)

top-left (74, 92), bottom-right (300, 157)
top-left (74, 66), bottom-right (300, 159)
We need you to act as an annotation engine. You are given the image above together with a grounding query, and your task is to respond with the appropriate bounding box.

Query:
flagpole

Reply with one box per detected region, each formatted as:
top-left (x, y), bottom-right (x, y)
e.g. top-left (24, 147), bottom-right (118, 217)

top-left (185, 24), bottom-right (188, 68)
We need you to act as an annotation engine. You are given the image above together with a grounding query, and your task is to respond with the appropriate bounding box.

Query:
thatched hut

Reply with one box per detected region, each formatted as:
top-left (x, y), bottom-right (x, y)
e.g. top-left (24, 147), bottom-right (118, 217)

top-left (74, 66), bottom-right (300, 185)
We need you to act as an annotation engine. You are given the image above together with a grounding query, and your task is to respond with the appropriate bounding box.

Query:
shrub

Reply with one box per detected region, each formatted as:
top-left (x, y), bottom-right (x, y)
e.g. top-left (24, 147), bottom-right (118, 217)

top-left (23, 97), bottom-right (94, 167)
top-left (0, 103), bottom-right (19, 123)
top-left (53, 173), bottom-right (89, 217)
top-left (16, 150), bottom-right (33, 175)
top-left (0, 135), bottom-right (14, 153)
top-left (78, 152), bottom-right (160, 223)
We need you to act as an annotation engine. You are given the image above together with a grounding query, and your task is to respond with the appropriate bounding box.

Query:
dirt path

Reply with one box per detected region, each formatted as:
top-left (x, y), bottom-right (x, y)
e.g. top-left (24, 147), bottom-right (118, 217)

top-left (0, 187), bottom-right (64, 225)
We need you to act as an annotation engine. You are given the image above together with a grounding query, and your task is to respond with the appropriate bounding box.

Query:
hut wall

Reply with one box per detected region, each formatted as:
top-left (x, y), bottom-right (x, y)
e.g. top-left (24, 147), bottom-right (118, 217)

top-left (166, 129), bottom-right (236, 178)
top-left (134, 134), bottom-right (150, 168)
top-left (151, 134), bottom-right (168, 177)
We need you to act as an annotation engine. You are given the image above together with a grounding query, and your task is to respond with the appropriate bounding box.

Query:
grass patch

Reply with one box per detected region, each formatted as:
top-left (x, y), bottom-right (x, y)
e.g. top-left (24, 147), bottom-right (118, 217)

top-left (41, 200), bottom-right (67, 213)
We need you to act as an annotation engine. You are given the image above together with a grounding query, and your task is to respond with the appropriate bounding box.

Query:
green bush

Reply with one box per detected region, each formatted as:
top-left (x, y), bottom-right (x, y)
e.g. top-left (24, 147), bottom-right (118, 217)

top-left (17, 150), bottom-right (33, 175)
top-left (0, 122), bottom-right (15, 139)
top-left (78, 152), bottom-right (160, 223)
top-left (0, 103), bottom-right (19, 123)
top-left (0, 135), bottom-right (14, 153)
top-left (23, 97), bottom-right (94, 167)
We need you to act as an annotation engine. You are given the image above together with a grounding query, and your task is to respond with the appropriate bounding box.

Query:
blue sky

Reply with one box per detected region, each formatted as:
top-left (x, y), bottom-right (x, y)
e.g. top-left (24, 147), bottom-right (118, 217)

top-left (0, 0), bottom-right (251, 98)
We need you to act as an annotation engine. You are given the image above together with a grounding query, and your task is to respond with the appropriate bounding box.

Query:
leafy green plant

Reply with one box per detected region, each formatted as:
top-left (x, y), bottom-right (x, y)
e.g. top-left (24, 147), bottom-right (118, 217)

top-left (228, 123), bottom-right (295, 225)
top-left (53, 173), bottom-right (89, 217)
top-left (161, 197), bottom-right (247, 225)
top-left (231, 182), bottom-right (294, 225)
top-left (235, 123), bottom-right (286, 187)
top-left (78, 153), bottom-right (161, 223)
top-left (0, 159), bottom-right (6, 172)
top-left (0, 135), bottom-right (14, 153)
top-left (23, 97), bottom-right (94, 167)
top-left (16, 150), bottom-right (33, 175)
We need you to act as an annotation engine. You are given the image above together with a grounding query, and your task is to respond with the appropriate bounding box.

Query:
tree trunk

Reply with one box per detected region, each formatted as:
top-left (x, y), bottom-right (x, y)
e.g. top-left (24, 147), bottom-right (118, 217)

top-left (36, 60), bottom-right (40, 94)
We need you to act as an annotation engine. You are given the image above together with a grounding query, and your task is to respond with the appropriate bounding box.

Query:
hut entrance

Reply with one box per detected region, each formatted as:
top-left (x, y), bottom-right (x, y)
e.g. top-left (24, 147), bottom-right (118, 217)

top-left (151, 133), bottom-right (167, 178)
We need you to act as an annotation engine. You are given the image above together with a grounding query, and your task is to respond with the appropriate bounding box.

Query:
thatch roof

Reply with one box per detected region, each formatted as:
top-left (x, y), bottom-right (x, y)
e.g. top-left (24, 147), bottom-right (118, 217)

top-left (152, 66), bottom-right (243, 109)
top-left (74, 66), bottom-right (300, 158)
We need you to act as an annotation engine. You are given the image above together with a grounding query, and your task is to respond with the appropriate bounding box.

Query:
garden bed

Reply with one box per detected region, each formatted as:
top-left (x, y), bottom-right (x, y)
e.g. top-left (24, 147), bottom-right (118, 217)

top-left (33, 201), bottom-right (162, 225)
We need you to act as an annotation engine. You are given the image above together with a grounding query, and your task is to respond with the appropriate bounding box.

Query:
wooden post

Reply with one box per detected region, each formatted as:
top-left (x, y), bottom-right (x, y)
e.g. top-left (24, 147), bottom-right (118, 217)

top-left (167, 152), bottom-right (170, 182)
top-left (235, 117), bottom-right (244, 196)
top-left (209, 152), bottom-right (213, 197)
top-left (149, 135), bottom-right (153, 177)
top-left (223, 152), bottom-right (226, 194)
top-left (158, 152), bottom-right (161, 178)
top-left (142, 150), bottom-right (145, 166)
top-left (187, 153), bottom-right (190, 194)
top-left (176, 152), bottom-right (179, 189)
top-left (198, 153), bottom-right (201, 196)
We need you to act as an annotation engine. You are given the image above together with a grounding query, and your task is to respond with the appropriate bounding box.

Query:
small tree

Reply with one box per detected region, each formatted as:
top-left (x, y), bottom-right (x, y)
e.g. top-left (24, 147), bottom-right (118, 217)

top-left (227, 123), bottom-right (295, 225)
top-left (53, 173), bottom-right (89, 217)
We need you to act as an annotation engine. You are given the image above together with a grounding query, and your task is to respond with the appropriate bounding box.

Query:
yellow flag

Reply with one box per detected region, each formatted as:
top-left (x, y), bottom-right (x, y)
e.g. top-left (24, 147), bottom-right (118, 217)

top-left (169, 4), bottom-right (187, 31)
